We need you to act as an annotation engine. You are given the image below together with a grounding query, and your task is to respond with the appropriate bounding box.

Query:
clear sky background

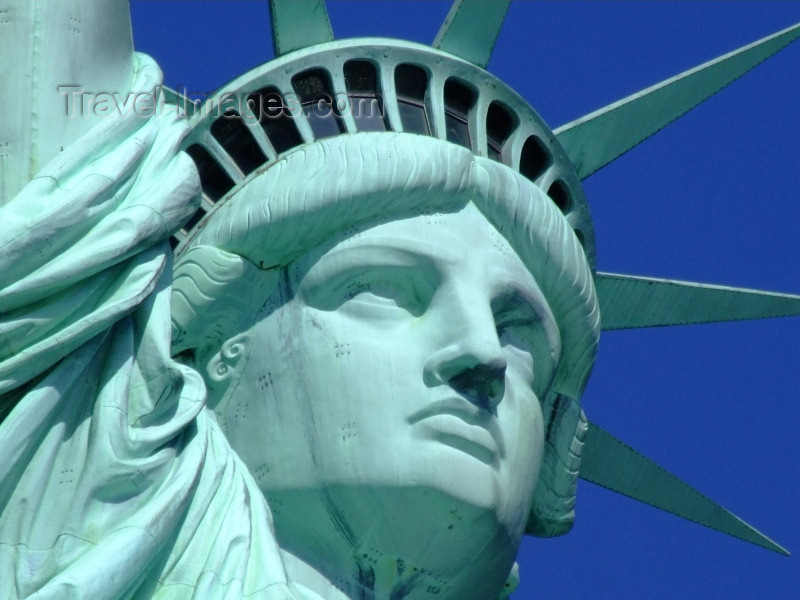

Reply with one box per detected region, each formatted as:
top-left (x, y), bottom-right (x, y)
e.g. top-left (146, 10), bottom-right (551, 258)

top-left (130, 2), bottom-right (800, 598)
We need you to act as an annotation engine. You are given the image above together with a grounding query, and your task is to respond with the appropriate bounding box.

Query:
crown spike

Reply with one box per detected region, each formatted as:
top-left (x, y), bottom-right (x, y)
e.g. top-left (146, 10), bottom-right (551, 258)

top-left (596, 273), bottom-right (800, 330)
top-left (269, 0), bottom-right (334, 58)
top-left (433, 0), bottom-right (511, 68)
top-left (581, 421), bottom-right (789, 555)
top-left (555, 22), bottom-right (800, 180)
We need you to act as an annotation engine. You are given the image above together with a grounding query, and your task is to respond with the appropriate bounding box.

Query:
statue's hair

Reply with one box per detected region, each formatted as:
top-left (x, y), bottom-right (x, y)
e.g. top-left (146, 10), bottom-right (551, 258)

top-left (172, 132), bottom-right (600, 537)
top-left (172, 245), bottom-right (277, 368)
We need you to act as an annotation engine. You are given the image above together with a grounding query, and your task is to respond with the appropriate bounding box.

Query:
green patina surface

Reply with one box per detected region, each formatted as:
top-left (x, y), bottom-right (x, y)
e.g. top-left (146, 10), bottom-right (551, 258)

top-left (0, 1), bottom-right (796, 599)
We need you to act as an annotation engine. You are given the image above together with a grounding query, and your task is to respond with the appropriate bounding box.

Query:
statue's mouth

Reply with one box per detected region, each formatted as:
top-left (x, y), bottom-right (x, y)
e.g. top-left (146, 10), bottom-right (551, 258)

top-left (407, 399), bottom-right (504, 466)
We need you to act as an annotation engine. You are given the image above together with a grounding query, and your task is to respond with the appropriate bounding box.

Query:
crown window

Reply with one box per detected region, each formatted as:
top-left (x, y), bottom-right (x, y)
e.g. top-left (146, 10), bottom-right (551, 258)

top-left (519, 135), bottom-right (551, 182)
top-left (486, 102), bottom-right (515, 161)
top-left (344, 60), bottom-right (387, 132)
top-left (394, 64), bottom-right (430, 135)
top-left (292, 69), bottom-right (346, 139)
top-left (186, 144), bottom-right (235, 202)
top-left (248, 87), bottom-right (304, 154)
top-left (210, 111), bottom-right (267, 175)
top-left (547, 180), bottom-right (571, 213)
top-left (443, 78), bottom-right (476, 149)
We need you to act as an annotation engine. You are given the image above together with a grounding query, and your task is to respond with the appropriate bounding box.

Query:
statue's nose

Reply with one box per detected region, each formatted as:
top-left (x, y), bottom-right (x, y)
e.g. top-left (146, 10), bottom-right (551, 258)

top-left (424, 294), bottom-right (507, 412)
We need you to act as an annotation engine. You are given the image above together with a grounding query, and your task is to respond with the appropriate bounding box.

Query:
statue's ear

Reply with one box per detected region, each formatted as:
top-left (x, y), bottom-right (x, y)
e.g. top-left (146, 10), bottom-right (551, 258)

top-left (206, 333), bottom-right (251, 388)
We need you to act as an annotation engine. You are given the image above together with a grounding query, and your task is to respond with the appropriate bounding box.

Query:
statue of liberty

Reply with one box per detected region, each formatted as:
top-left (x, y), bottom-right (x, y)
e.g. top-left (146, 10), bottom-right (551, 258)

top-left (0, 1), bottom-right (798, 598)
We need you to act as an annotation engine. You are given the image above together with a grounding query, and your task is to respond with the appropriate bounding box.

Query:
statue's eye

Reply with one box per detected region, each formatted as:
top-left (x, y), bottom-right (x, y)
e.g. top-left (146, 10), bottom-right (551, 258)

top-left (496, 321), bottom-right (550, 396)
top-left (299, 262), bottom-right (435, 319)
top-left (496, 317), bottom-right (535, 351)
top-left (494, 303), bottom-right (557, 398)
top-left (496, 317), bottom-right (537, 361)
top-left (342, 271), bottom-right (429, 317)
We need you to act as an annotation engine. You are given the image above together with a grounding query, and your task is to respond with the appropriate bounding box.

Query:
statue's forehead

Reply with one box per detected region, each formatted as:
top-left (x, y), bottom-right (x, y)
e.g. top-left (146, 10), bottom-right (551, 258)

top-left (289, 202), bottom-right (539, 296)
top-left (340, 202), bottom-right (506, 248)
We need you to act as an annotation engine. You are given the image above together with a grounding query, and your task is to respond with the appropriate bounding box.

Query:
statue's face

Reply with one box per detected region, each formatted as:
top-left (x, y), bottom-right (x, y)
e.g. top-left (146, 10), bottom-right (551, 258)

top-left (221, 201), bottom-right (559, 551)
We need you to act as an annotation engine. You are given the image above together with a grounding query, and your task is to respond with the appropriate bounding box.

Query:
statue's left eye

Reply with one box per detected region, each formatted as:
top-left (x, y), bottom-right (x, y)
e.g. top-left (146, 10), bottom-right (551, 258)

top-left (495, 314), bottom-right (554, 398)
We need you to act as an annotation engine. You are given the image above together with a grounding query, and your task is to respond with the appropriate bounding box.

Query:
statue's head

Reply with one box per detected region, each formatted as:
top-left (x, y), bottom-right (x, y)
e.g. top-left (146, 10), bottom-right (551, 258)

top-left (172, 129), bottom-right (599, 596)
top-left (166, 4), bottom-right (796, 594)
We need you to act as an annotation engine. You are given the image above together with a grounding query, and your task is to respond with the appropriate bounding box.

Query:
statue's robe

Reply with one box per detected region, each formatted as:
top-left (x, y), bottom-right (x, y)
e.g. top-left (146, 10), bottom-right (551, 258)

top-left (0, 54), bottom-right (303, 600)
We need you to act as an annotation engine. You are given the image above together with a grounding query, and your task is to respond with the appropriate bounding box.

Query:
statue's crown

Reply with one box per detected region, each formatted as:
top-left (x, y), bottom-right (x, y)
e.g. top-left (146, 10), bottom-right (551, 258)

top-left (171, 33), bottom-right (594, 268)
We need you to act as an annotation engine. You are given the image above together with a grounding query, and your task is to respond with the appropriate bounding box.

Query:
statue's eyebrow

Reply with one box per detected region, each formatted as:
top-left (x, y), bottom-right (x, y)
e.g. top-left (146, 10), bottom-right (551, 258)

top-left (311, 240), bottom-right (445, 272)
top-left (298, 234), bottom-right (459, 282)
top-left (294, 239), bottom-right (444, 300)
top-left (331, 234), bottom-right (461, 265)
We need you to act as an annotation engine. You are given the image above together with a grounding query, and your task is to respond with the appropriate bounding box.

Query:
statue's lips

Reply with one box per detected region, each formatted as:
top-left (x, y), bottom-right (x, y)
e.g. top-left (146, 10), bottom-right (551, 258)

top-left (407, 399), bottom-right (504, 466)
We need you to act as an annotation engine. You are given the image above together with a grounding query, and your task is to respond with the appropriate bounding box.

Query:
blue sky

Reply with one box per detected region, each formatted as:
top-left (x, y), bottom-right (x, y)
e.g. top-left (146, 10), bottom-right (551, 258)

top-left (130, 2), bottom-right (800, 598)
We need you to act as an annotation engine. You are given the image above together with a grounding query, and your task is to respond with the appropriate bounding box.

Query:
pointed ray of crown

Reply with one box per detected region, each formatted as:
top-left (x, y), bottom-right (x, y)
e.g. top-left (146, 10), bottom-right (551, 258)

top-left (171, 0), bottom-right (800, 555)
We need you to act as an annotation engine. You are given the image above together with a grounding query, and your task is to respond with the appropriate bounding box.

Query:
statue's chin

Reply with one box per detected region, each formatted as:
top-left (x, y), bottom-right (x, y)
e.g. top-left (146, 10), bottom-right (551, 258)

top-left (267, 484), bottom-right (525, 599)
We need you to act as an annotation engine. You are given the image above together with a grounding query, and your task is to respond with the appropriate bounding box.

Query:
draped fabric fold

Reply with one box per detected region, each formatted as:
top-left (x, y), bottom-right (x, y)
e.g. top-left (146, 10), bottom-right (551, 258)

top-left (0, 54), bottom-right (303, 600)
